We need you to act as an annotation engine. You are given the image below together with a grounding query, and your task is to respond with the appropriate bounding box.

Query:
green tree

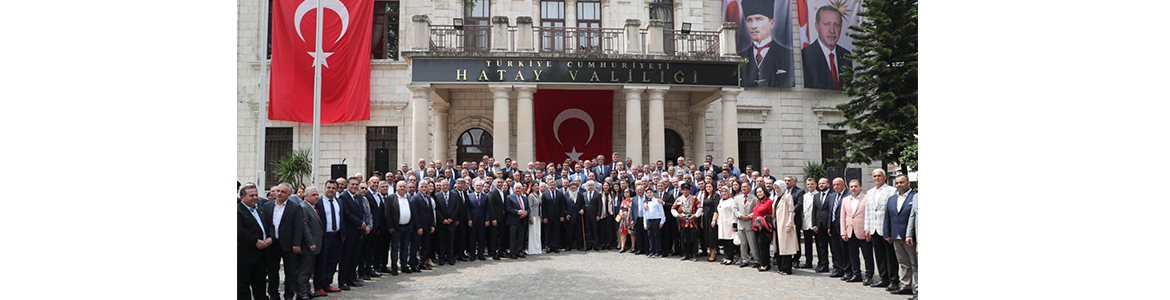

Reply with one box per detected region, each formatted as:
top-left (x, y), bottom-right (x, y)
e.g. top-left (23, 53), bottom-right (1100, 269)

top-left (274, 149), bottom-right (313, 190)
top-left (829, 0), bottom-right (918, 176)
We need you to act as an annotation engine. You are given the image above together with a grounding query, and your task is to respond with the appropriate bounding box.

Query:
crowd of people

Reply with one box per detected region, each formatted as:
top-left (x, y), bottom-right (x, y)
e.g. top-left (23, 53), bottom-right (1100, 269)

top-left (237, 153), bottom-right (918, 300)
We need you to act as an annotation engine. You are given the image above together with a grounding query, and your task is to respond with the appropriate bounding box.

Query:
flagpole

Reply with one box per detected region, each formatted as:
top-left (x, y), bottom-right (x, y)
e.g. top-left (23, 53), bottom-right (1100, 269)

top-left (311, 0), bottom-right (323, 187)
top-left (257, 0), bottom-right (270, 190)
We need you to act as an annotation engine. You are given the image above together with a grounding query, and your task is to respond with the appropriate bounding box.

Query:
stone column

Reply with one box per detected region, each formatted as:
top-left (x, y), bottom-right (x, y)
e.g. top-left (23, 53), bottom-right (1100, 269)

top-left (647, 19), bottom-right (664, 54)
top-left (719, 22), bottom-right (737, 56)
top-left (646, 87), bottom-right (668, 164)
top-left (720, 88), bottom-right (743, 164)
top-left (623, 86), bottom-right (646, 165)
top-left (625, 19), bottom-right (642, 54)
top-left (432, 99), bottom-right (450, 164)
top-left (408, 84), bottom-right (433, 164)
top-left (489, 85), bottom-right (512, 160)
top-left (515, 84), bottom-right (537, 165)
top-left (411, 15), bottom-right (431, 51)
top-left (516, 16), bottom-right (534, 52)
top-left (492, 16), bottom-right (510, 51)
top-left (690, 106), bottom-right (707, 165)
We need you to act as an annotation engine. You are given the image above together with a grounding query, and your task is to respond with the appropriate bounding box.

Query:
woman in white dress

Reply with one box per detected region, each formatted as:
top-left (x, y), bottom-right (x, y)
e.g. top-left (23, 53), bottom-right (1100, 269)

top-left (714, 186), bottom-right (739, 265)
top-left (526, 182), bottom-right (546, 255)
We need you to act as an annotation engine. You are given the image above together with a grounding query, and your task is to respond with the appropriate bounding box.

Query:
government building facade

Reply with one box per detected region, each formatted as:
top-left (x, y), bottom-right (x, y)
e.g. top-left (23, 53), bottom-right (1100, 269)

top-left (236, 0), bottom-right (882, 187)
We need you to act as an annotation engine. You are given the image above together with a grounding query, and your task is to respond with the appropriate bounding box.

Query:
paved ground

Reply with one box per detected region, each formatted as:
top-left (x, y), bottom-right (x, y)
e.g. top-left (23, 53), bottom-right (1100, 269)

top-left (282, 250), bottom-right (912, 299)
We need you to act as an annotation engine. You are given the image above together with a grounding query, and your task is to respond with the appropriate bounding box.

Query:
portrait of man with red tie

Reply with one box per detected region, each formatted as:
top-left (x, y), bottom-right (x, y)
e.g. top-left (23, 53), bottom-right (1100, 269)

top-left (735, 0), bottom-right (795, 87)
top-left (801, 4), bottom-right (853, 90)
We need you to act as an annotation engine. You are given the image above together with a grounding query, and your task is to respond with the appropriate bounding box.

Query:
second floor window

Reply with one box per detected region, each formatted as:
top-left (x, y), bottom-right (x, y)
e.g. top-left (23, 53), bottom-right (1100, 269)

top-left (577, 0), bottom-right (601, 50)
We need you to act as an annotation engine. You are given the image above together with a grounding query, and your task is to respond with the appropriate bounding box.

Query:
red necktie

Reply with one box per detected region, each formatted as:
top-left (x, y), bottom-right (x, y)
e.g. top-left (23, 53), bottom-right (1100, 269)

top-left (519, 196), bottom-right (524, 210)
top-left (755, 44), bottom-right (770, 66)
top-left (829, 53), bottom-right (840, 89)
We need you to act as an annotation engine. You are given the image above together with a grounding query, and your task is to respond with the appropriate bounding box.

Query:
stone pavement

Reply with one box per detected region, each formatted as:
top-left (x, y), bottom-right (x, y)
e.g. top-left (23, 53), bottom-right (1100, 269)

top-left (279, 250), bottom-right (912, 300)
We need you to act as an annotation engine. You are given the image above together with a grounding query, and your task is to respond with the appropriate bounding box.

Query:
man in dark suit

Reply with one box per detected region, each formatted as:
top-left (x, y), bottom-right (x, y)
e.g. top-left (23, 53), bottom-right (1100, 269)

top-left (466, 179), bottom-right (490, 260)
top-left (408, 180), bottom-right (437, 272)
top-left (383, 181), bottom-right (411, 276)
top-left (802, 5), bottom-right (852, 90)
top-left (827, 177), bottom-right (852, 278)
top-left (313, 181), bottom-right (345, 294)
top-left (360, 179), bottom-right (385, 279)
top-left (782, 176), bottom-right (806, 268)
top-left (452, 178), bottom-right (471, 262)
top-left (433, 179), bottom-right (459, 265)
top-left (373, 181), bottom-right (393, 275)
top-left (563, 181), bottom-right (584, 251)
top-left (810, 177), bottom-right (832, 272)
top-left (542, 182), bottom-right (564, 253)
top-left (261, 183), bottom-right (305, 300)
top-left (738, 0), bottom-right (794, 87)
top-left (885, 175), bottom-right (917, 296)
top-left (582, 181), bottom-right (602, 251)
top-left (238, 185), bottom-right (271, 300)
top-left (487, 179), bottom-right (509, 259)
top-left (296, 186), bottom-right (323, 300)
top-left (337, 177), bottom-right (368, 290)
top-left (505, 183), bottom-right (530, 259)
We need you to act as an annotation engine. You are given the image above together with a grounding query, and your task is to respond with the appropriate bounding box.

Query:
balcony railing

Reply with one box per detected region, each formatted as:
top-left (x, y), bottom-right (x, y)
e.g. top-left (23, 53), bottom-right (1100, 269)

top-left (667, 30), bottom-right (720, 57)
top-left (537, 27), bottom-right (624, 54)
top-left (429, 25), bottom-right (491, 53)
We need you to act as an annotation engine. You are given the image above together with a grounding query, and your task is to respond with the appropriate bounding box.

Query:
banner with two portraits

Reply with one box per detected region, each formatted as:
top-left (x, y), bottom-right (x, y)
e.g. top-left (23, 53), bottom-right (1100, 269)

top-left (724, 0), bottom-right (864, 90)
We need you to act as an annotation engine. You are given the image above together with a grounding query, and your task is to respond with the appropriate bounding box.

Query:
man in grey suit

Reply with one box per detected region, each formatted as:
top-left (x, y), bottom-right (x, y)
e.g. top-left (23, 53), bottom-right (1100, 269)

top-left (296, 187), bottom-right (324, 300)
top-left (733, 181), bottom-right (759, 268)
top-left (906, 188), bottom-right (917, 300)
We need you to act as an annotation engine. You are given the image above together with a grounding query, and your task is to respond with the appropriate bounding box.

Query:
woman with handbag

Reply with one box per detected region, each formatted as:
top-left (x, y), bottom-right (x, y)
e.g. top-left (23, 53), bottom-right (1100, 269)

top-left (715, 186), bottom-right (739, 265)
top-left (750, 186), bottom-right (775, 272)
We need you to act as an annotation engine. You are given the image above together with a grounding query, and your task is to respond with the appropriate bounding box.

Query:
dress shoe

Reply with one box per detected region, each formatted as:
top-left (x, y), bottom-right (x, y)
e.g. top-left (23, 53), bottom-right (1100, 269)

top-left (371, 270), bottom-right (382, 277)
top-left (815, 266), bottom-right (829, 273)
top-left (312, 289), bottom-right (328, 297)
top-left (886, 283), bottom-right (901, 291)
top-left (354, 278), bottom-right (364, 284)
top-left (691, 257), bottom-right (699, 262)
top-left (872, 280), bottom-right (890, 288)
top-left (847, 275), bottom-right (863, 282)
top-left (619, 249), bottom-right (628, 253)
top-left (409, 267), bottom-right (420, 273)
top-left (402, 268), bottom-right (413, 274)
top-left (508, 255), bottom-right (517, 259)
top-left (757, 266), bottom-right (771, 272)
top-left (492, 255), bottom-right (501, 260)
top-left (799, 263), bottom-right (813, 269)
top-left (360, 274), bottom-right (371, 280)
top-left (518, 254), bottom-right (526, 258)
top-left (338, 284), bottom-right (350, 291)
top-left (420, 264), bottom-right (432, 270)
top-left (891, 288), bottom-right (914, 295)
top-left (389, 270), bottom-right (399, 276)
top-left (840, 274), bottom-right (851, 281)
top-left (324, 287), bottom-right (341, 293)
top-left (379, 266), bottom-right (392, 273)
top-left (350, 281), bottom-right (364, 287)
top-left (739, 262), bottom-right (751, 268)
top-left (680, 256), bottom-right (691, 261)
top-left (863, 276), bottom-right (873, 286)
top-left (478, 255), bottom-right (487, 260)
top-left (829, 271), bottom-right (845, 278)
top-left (438, 260), bottom-right (446, 266)
top-left (458, 257), bottom-right (469, 262)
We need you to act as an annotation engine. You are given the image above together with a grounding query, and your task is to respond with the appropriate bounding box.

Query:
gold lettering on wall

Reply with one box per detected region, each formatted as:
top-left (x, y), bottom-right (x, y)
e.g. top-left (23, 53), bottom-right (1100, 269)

top-left (589, 72), bottom-right (600, 82)
top-left (673, 71), bottom-right (685, 83)
top-left (659, 70), bottom-right (665, 83)
top-left (628, 69), bottom-right (633, 81)
top-left (642, 71), bottom-right (649, 83)
top-left (478, 70), bottom-right (489, 81)
top-left (518, 61), bottom-right (525, 67)
top-left (588, 62), bottom-right (595, 68)
top-left (515, 71), bottom-right (525, 81)
top-left (456, 69), bottom-right (467, 81)
top-left (533, 70), bottom-right (543, 81)
top-left (485, 60), bottom-right (492, 67)
top-left (497, 70), bottom-right (507, 80)
top-left (507, 61), bottom-right (513, 67)
top-left (569, 70), bottom-right (580, 80)
top-left (610, 71), bottom-right (619, 82)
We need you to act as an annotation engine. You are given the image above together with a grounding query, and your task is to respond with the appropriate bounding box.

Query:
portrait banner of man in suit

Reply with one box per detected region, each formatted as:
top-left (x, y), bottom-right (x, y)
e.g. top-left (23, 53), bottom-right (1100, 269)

top-left (726, 0), bottom-right (795, 87)
top-left (797, 0), bottom-right (864, 90)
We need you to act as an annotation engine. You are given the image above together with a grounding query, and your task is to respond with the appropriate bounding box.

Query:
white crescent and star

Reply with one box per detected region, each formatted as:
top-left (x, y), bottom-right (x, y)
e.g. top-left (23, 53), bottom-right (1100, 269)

top-left (552, 108), bottom-right (595, 161)
top-left (294, 0), bottom-right (351, 68)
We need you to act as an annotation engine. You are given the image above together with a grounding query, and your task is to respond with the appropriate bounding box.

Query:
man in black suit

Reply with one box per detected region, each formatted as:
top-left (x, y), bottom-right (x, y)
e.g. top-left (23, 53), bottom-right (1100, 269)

top-left (827, 177), bottom-right (852, 278)
top-left (802, 5), bottom-right (852, 90)
top-left (383, 181), bottom-right (411, 276)
top-left (659, 180), bottom-right (679, 256)
top-left (373, 180), bottom-right (393, 275)
top-left (466, 179), bottom-right (491, 260)
top-left (452, 178), bottom-right (471, 262)
top-left (408, 180), bottom-right (437, 272)
top-left (737, 0), bottom-right (794, 87)
top-left (433, 178), bottom-right (459, 266)
top-left (313, 181), bottom-right (345, 294)
top-left (296, 186), bottom-right (323, 300)
top-left (582, 181), bottom-right (602, 251)
top-left (261, 183), bottom-right (305, 300)
top-left (505, 183), bottom-right (530, 259)
top-left (542, 182), bottom-right (564, 253)
top-left (337, 177), bottom-right (368, 290)
top-left (360, 179), bottom-right (385, 279)
top-left (563, 181), bottom-right (584, 251)
top-left (238, 185), bottom-right (271, 300)
top-left (810, 177), bottom-right (832, 272)
top-left (782, 176), bottom-right (806, 268)
top-left (487, 179), bottom-right (509, 259)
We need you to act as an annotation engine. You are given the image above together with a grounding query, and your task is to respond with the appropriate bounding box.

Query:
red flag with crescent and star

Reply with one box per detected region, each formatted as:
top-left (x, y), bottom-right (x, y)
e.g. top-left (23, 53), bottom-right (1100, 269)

top-left (269, 0), bottom-right (372, 123)
top-left (533, 90), bottom-right (614, 164)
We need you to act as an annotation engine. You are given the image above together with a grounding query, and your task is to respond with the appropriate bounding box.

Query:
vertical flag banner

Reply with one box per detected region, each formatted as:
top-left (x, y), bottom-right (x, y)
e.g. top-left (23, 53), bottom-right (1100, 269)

top-left (532, 90), bottom-right (614, 164)
top-left (270, 0), bottom-right (373, 123)
top-left (729, 0), bottom-right (794, 88)
top-left (798, 0), bottom-right (864, 90)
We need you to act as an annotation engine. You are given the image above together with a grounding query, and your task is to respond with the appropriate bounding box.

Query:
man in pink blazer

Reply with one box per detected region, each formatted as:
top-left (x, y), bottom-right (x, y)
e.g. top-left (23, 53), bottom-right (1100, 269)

top-left (841, 179), bottom-right (874, 285)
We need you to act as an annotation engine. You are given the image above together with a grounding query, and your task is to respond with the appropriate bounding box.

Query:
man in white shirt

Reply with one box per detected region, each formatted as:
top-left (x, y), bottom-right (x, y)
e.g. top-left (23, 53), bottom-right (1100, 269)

top-left (865, 169), bottom-right (900, 291)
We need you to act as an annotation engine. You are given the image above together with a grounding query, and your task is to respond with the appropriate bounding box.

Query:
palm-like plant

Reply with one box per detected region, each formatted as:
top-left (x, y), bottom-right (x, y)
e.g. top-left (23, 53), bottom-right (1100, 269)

top-left (803, 161), bottom-right (826, 181)
top-left (274, 149), bottom-right (313, 190)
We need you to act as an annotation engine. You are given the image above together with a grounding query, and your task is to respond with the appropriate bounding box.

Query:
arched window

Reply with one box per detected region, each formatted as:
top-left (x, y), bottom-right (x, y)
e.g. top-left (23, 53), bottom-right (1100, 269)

top-left (457, 128), bottom-right (493, 165)
top-left (664, 129), bottom-right (685, 165)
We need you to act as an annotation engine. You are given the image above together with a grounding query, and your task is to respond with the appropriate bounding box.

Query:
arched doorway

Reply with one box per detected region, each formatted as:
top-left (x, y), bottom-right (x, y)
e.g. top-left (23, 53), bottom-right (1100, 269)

top-left (457, 128), bottom-right (493, 164)
top-left (664, 129), bottom-right (685, 166)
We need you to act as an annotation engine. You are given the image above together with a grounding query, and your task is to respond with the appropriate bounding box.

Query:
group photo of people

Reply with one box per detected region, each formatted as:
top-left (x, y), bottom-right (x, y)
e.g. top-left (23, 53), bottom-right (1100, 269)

top-left (238, 153), bottom-right (918, 300)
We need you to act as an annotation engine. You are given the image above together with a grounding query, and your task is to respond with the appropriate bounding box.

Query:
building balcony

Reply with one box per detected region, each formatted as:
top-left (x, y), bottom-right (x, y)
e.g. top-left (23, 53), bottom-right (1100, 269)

top-left (403, 15), bottom-right (743, 64)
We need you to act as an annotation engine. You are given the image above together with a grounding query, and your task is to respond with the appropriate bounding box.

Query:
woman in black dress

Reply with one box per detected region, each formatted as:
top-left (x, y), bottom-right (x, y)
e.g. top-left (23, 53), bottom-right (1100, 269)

top-left (700, 181), bottom-right (720, 262)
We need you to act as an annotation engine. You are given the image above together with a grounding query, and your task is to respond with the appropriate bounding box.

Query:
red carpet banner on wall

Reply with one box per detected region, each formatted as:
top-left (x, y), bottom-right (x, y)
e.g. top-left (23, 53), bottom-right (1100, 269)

top-left (269, 0), bottom-right (372, 123)
top-left (533, 89), bottom-right (614, 164)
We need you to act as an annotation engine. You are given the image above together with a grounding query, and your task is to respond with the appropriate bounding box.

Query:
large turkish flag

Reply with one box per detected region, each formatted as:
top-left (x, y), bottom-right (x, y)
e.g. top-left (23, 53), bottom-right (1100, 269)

top-left (533, 90), bottom-right (614, 164)
top-left (269, 0), bottom-right (372, 123)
